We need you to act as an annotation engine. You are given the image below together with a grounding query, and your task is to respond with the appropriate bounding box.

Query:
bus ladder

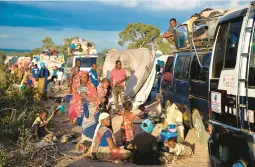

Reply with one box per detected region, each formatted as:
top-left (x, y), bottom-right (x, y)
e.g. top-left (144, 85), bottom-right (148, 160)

top-left (237, 1), bottom-right (255, 131)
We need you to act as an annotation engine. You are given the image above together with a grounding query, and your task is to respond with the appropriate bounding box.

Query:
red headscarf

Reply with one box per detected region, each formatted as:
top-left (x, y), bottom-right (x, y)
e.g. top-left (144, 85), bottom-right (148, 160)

top-left (70, 71), bottom-right (99, 117)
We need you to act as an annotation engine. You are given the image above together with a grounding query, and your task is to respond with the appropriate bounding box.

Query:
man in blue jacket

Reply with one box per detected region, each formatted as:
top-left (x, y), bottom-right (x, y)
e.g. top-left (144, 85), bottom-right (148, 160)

top-left (89, 64), bottom-right (99, 87)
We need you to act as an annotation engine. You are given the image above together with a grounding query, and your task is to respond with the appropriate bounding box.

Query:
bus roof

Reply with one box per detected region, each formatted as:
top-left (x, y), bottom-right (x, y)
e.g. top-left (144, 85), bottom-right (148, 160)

top-left (73, 54), bottom-right (98, 58)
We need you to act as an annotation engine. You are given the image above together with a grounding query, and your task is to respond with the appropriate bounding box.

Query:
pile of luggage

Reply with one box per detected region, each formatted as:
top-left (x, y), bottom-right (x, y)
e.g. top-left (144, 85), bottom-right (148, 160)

top-left (164, 8), bottom-right (230, 49)
top-left (69, 38), bottom-right (97, 55)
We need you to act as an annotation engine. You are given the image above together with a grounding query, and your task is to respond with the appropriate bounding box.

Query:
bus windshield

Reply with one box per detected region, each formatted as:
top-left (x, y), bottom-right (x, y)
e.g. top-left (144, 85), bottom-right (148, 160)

top-left (76, 57), bottom-right (97, 68)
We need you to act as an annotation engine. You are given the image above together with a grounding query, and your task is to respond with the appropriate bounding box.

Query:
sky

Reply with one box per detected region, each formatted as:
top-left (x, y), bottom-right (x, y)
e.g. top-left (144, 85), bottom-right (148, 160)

top-left (0, 0), bottom-right (250, 52)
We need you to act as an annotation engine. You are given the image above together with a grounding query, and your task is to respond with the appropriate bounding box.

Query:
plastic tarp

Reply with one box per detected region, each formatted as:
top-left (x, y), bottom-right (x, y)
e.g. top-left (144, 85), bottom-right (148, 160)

top-left (132, 55), bottom-right (168, 108)
top-left (103, 48), bottom-right (154, 99)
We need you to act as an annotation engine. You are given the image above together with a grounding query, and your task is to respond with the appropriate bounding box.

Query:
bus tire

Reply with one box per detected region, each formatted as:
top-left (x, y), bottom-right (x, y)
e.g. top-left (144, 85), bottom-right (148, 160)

top-left (192, 109), bottom-right (209, 145)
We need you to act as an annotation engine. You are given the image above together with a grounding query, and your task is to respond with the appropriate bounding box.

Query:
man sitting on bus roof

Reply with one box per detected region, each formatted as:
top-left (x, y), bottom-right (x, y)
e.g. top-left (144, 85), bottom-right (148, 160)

top-left (89, 64), bottom-right (99, 88)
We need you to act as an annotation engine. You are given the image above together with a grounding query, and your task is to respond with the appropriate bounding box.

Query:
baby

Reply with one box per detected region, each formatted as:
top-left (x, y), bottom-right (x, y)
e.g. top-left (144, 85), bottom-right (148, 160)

top-left (138, 104), bottom-right (150, 119)
top-left (164, 137), bottom-right (193, 163)
top-left (55, 98), bottom-right (65, 115)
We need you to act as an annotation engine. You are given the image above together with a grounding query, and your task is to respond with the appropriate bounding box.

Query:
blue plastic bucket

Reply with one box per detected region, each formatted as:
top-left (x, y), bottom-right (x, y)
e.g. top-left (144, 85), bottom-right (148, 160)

top-left (66, 94), bottom-right (72, 102)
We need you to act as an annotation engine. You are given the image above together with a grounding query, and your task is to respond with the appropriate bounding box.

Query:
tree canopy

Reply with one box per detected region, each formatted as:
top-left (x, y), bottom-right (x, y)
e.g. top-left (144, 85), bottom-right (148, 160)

top-left (118, 22), bottom-right (161, 50)
top-left (118, 22), bottom-right (174, 54)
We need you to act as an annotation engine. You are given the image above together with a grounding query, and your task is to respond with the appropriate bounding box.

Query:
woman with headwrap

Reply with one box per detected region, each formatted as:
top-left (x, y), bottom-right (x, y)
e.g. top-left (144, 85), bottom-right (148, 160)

top-left (69, 60), bottom-right (80, 94)
top-left (69, 72), bottom-right (105, 148)
top-left (91, 113), bottom-right (131, 163)
top-left (37, 62), bottom-right (49, 100)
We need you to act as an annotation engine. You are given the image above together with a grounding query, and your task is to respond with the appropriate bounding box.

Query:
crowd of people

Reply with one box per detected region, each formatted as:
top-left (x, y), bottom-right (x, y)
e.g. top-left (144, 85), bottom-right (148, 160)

top-left (50, 59), bottom-right (193, 165)
top-left (6, 44), bottom-right (195, 165)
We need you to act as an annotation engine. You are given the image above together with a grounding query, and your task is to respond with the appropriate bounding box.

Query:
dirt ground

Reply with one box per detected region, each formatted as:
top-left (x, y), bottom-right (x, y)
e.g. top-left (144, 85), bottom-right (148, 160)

top-left (48, 93), bottom-right (210, 167)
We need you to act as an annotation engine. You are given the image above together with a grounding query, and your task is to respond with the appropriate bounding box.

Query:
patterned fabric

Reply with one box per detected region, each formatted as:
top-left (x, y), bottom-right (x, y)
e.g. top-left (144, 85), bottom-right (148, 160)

top-left (92, 126), bottom-right (131, 161)
top-left (69, 71), bottom-right (99, 119)
top-left (81, 103), bottom-right (100, 141)
top-left (121, 113), bottom-right (137, 142)
top-left (96, 146), bottom-right (131, 162)
top-left (77, 85), bottom-right (89, 98)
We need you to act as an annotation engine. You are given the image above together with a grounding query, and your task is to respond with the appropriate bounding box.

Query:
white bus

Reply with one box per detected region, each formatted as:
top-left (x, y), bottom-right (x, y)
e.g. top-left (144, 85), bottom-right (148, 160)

top-left (65, 54), bottom-right (98, 74)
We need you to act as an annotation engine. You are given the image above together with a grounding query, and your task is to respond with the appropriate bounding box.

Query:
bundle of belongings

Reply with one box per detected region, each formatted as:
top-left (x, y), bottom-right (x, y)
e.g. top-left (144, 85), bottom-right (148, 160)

top-left (103, 48), bottom-right (154, 100)
top-left (39, 50), bottom-right (65, 63)
top-left (189, 8), bottom-right (226, 47)
top-left (16, 57), bottom-right (32, 69)
top-left (4, 56), bottom-right (19, 67)
top-left (69, 38), bottom-right (97, 55)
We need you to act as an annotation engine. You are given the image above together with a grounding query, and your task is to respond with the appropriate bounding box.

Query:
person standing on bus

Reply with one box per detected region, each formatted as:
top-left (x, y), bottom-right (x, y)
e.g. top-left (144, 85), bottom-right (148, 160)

top-left (89, 64), bottom-right (99, 88)
top-left (110, 60), bottom-right (127, 113)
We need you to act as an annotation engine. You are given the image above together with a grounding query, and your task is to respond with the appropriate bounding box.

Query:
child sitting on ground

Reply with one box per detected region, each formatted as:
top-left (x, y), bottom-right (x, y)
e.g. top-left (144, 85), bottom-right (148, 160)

top-left (121, 101), bottom-right (138, 145)
top-left (31, 111), bottom-right (52, 142)
top-left (138, 104), bottom-right (150, 119)
top-left (164, 137), bottom-right (193, 163)
top-left (55, 98), bottom-right (65, 115)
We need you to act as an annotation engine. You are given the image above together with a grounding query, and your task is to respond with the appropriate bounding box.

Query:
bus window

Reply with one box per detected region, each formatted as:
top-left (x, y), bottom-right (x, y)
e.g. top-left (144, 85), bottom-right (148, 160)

top-left (224, 20), bottom-right (242, 69)
top-left (174, 56), bottom-right (191, 80)
top-left (212, 23), bottom-right (229, 78)
top-left (164, 57), bottom-right (174, 73)
top-left (212, 19), bottom-right (243, 77)
top-left (163, 56), bottom-right (174, 83)
top-left (249, 34), bottom-right (255, 87)
top-left (190, 53), bottom-right (211, 81)
top-left (76, 57), bottom-right (97, 68)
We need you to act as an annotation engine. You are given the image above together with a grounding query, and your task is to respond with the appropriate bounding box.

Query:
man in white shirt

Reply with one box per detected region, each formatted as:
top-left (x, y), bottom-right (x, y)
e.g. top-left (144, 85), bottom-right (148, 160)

top-left (57, 68), bottom-right (64, 88)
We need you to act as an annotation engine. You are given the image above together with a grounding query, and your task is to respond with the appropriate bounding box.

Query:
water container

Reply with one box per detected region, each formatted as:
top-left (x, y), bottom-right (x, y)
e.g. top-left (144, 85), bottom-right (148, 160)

top-left (66, 94), bottom-right (73, 103)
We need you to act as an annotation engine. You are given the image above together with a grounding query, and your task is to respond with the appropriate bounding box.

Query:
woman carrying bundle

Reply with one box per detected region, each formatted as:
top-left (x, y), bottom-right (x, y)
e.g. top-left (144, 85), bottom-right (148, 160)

top-left (68, 71), bottom-right (104, 151)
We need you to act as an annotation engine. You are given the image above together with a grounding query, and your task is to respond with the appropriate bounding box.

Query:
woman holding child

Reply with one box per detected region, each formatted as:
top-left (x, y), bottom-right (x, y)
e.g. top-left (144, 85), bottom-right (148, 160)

top-left (69, 71), bottom-right (105, 144)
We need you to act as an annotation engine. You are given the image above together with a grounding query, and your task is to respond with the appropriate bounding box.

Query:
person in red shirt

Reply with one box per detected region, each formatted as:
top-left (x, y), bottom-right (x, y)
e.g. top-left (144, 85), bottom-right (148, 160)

top-left (110, 60), bottom-right (127, 113)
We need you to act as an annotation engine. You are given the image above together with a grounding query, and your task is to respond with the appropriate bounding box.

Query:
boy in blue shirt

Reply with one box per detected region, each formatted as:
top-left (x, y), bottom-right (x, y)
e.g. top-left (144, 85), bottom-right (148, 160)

top-left (32, 64), bottom-right (39, 80)
top-left (55, 98), bottom-right (65, 115)
top-left (89, 64), bottom-right (99, 87)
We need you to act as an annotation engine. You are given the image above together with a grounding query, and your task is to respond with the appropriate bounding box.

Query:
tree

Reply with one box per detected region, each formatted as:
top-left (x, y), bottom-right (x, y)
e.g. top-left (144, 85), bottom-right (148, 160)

top-left (101, 48), bottom-right (110, 54)
top-left (158, 41), bottom-right (176, 55)
top-left (118, 22), bottom-right (161, 50)
top-left (31, 48), bottom-right (41, 55)
top-left (41, 37), bottom-right (55, 50)
top-left (0, 52), bottom-right (7, 64)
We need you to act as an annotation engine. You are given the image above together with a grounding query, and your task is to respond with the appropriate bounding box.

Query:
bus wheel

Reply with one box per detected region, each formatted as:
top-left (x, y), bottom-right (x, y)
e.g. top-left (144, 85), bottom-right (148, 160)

top-left (192, 109), bottom-right (209, 145)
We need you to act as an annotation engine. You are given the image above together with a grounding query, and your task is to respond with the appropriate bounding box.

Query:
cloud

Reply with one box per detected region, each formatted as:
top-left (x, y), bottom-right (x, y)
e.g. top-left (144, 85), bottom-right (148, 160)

top-left (0, 26), bottom-right (124, 51)
top-left (0, 34), bottom-right (8, 38)
top-left (10, 0), bottom-right (251, 11)
top-left (98, 0), bottom-right (250, 10)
